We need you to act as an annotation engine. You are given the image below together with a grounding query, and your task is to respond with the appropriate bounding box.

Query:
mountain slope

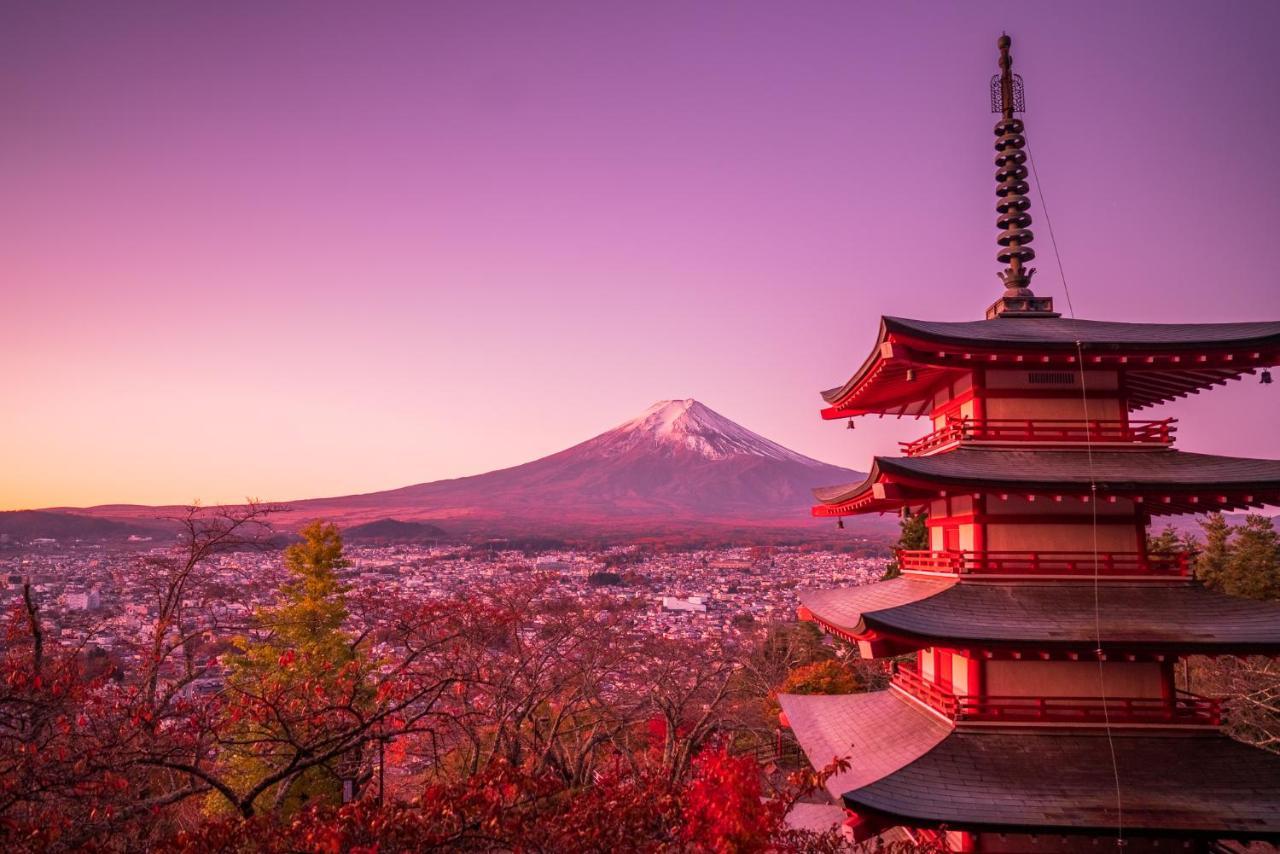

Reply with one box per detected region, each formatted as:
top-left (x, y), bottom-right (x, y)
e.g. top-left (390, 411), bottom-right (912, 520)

top-left (0, 510), bottom-right (168, 541)
top-left (44, 400), bottom-right (868, 538)
top-left (343, 518), bottom-right (448, 542)
top-left (268, 400), bottom-right (863, 531)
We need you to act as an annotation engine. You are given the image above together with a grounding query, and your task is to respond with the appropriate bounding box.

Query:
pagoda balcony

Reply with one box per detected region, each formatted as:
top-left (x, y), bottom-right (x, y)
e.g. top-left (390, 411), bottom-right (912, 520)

top-left (890, 662), bottom-right (1221, 728)
top-left (897, 549), bottom-right (1191, 578)
top-left (901, 417), bottom-right (1176, 457)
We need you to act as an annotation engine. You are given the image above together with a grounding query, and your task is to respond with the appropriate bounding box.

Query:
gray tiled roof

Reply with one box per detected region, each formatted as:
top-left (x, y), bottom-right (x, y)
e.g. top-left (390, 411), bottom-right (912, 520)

top-left (846, 730), bottom-right (1280, 837)
top-left (799, 578), bottom-right (953, 635)
top-left (778, 691), bottom-right (950, 801)
top-left (820, 316), bottom-right (1280, 409)
top-left (813, 448), bottom-right (1280, 505)
top-left (881, 316), bottom-right (1280, 349)
top-left (801, 579), bottom-right (1280, 652)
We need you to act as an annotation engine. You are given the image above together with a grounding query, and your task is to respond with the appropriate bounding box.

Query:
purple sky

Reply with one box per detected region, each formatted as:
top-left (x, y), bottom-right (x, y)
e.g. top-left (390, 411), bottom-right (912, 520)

top-left (4, 1), bottom-right (1280, 509)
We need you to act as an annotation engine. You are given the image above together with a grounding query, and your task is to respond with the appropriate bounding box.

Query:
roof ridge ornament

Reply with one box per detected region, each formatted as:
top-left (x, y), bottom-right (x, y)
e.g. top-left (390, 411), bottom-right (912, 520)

top-left (986, 34), bottom-right (1059, 320)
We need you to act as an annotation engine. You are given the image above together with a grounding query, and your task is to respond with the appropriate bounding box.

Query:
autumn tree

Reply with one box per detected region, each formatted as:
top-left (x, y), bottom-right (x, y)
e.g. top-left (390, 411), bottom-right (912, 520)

top-left (778, 659), bottom-right (866, 697)
top-left (2, 541), bottom-right (892, 851)
top-left (732, 622), bottom-right (835, 741)
top-left (0, 503), bottom-right (287, 850)
top-left (133, 502), bottom-right (282, 708)
top-left (163, 746), bottom-right (857, 853)
top-left (0, 585), bottom-right (96, 846)
top-left (1191, 656), bottom-right (1280, 754)
top-left (1188, 515), bottom-right (1280, 755)
top-left (215, 521), bottom-right (367, 816)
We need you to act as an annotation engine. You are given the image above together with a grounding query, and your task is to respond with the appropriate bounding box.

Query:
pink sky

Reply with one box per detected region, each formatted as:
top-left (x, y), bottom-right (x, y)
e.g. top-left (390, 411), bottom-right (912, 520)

top-left (3, 1), bottom-right (1279, 510)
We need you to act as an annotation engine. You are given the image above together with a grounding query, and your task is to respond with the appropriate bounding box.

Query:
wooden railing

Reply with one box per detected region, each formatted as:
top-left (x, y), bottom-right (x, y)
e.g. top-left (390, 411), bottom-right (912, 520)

top-left (891, 663), bottom-right (1220, 727)
top-left (897, 549), bottom-right (1191, 577)
top-left (890, 660), bottom-right (958, 718)
top-left (955, 693), bottom-right (1221, 725)
top-left (901, 417), bottom-right (1176, 456)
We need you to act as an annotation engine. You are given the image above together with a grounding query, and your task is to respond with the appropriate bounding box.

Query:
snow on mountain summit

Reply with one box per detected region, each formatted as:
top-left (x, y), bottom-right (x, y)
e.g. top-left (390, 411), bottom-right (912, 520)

top-left (598, 399), bottom-right (821, 465)
top-left (66, 396), bottom-right (867, 534)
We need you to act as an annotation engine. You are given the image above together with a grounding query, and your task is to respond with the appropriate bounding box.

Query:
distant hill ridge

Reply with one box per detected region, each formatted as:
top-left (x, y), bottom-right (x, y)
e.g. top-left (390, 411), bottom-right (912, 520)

top-left (343, 519), bottom-right (447, 542)
top-left (25, 400), bottom-right (877, 542)
top-left (0, 510), bottom-right (164, 541)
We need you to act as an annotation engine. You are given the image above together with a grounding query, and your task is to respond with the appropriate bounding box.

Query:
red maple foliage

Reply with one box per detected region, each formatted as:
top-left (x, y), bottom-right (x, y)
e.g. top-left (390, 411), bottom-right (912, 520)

top-left (0, 508), bottom-right (867, 852)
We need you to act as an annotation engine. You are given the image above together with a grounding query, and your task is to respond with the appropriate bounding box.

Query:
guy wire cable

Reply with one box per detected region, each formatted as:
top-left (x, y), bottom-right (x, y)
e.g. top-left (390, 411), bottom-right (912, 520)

top-left (1025, 130), bottom-right (1125, 848)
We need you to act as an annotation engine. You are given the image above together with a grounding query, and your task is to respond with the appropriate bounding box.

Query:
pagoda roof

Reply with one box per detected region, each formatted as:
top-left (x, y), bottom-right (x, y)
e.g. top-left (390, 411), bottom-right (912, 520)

top-left (876, 316), bottom-right (1280, 351)
top-left (846, 728), bottom-right (1280, 839)
top-left (812, 448), bottom-right (1280, 516)
top-left (798, 579), bottom-right (1280, 654)
top-left (782, 690), bottom-right (1280, 838)
top-left (777, 690), bottom-right (950, 801)
top-left (821, 316), bottom-right (1280, 417)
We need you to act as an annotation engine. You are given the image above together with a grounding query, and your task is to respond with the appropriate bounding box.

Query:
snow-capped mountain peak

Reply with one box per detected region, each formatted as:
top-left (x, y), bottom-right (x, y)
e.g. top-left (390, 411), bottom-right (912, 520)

top-left (62, 397), bottom-right (866, 536)
top-left (600, 399), bottom-right (819, 464)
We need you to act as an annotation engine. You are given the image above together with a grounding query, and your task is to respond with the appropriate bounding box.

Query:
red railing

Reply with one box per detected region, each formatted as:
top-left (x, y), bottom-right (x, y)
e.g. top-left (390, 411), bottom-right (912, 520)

top-left (902, 418), bottom-right (1176, 456)
top-left (890, 660), bottom-right (958, 718)
top-left (897, 549), bottom-right (1191, 577)
top-left (955, 693), bottom-right (1221, 725)
top-left (891, 663), bottom-right (1220, 727)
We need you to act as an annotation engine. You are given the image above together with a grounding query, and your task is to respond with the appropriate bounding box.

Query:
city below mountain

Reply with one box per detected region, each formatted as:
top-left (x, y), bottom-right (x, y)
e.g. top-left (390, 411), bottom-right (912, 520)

top-left (10, 400), bottom-right (877, 543)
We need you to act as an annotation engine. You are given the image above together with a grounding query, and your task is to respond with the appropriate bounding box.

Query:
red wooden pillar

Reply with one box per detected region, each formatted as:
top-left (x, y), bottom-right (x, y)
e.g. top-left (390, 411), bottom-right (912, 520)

top-left (1135, 504), bottom-right (1151, 563)
top-left (967, 376), bottom-right (988, 585)
top-left (1159, 659), bottom-right (1176, 702)
top-left (966, 654), bottom-right (983, 699)
top-left (937, 648), bottom-right (954, 691)
top-left (973, 493), bottom-right (987, 558)
top-left (1117, 367), bottom-right (1129, 430)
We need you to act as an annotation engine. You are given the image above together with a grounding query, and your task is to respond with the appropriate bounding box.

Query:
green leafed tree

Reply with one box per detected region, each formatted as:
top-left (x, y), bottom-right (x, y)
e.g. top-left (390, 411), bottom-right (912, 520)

top-left (213, 520), bottom-right (367, 816)
top-left (883, 508), bottom-right (928, 579)
top-left (1222, 514), bottom-right (1280, 601)
top-left (1196, 513), bottom-right (1233, 592)
top-left (1146, 524), bottom-right (1182, 555)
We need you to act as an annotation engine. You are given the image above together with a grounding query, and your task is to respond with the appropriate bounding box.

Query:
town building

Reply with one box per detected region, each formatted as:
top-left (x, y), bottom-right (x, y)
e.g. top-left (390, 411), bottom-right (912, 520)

top-left (780, 34), bottom-right (1280, 851)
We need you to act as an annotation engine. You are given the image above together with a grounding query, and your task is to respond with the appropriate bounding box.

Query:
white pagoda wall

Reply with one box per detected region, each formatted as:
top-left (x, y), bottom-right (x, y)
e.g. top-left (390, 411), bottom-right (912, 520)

top-left (983, 394), bottom-right (1124, 421)
top-left (930, 374), bottom-right (976, 428)
top-left (985, 660), bottom-right (1164, 699)
top-left (925, 494), bottom-right (1143, 553)
top-left (986, 522), bottom-right (1139, 552)
top-left (983, 368), bottom-right (1124, 422)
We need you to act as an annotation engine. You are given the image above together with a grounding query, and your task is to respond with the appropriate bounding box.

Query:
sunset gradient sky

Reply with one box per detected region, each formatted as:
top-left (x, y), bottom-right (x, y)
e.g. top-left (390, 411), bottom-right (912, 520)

top-left (4, 1), bottom-right (1280, 509)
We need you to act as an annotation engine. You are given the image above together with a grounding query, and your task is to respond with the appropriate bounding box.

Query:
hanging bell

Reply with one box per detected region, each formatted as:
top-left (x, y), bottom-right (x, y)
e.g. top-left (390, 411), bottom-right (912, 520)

top-left (846, 419), bottom-right (856, 430)
top-left (837, 518), bottom-right (845, 529)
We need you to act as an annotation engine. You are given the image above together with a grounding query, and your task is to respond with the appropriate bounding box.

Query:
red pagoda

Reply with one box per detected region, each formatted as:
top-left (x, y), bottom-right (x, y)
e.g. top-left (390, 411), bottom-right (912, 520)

top-left (780, 35), bottom-right (1280, 851)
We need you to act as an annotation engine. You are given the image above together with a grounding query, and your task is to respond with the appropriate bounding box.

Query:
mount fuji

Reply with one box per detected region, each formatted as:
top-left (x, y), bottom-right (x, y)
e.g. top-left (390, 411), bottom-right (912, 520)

top-left (24, 400), bottom-right (870, 541)
top-left (278, 399), bottom-right (865, 534)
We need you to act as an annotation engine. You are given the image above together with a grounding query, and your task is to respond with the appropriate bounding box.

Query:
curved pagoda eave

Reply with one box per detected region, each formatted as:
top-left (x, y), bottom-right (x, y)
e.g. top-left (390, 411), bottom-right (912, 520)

top-left (781, 690), bottom-right (1280, 840)
top-left (798, 579), bottom-right (1280, 655)
top-left (777, 690), bottom-right (950, 802)
top-left (821, 316), bottom-right (1280, 418)
top-left (811, 448), bottom-right (1280, 517)
top-left (843, 727), bottom-right (1280, 840)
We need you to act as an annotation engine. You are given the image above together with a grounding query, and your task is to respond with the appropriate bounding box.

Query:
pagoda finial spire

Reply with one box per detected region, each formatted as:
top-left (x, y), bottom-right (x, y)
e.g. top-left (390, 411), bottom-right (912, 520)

top-left (986, 34), bottom-right (1058, 319)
